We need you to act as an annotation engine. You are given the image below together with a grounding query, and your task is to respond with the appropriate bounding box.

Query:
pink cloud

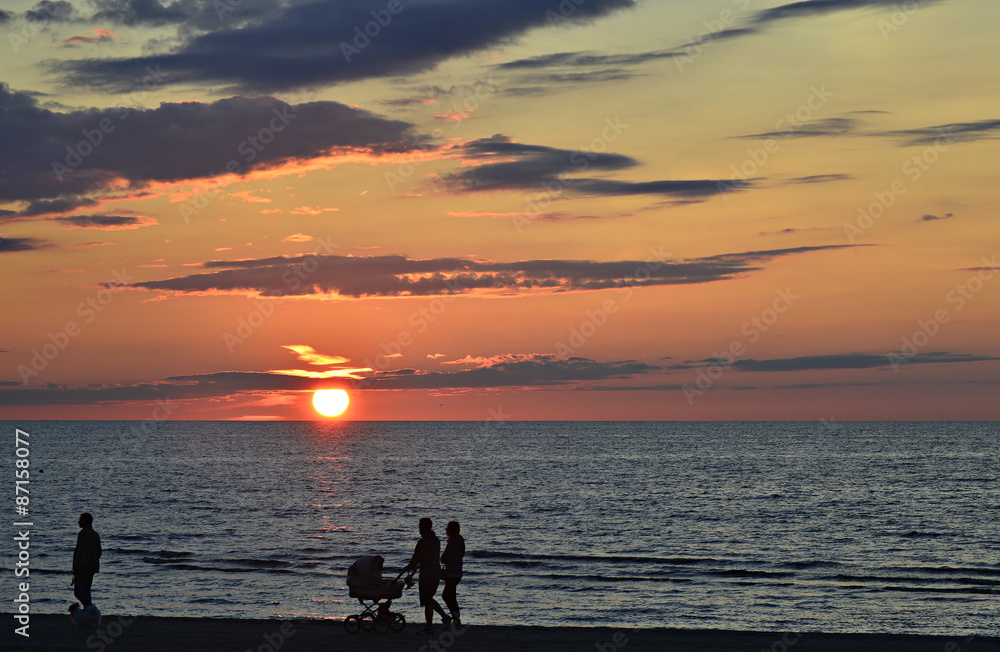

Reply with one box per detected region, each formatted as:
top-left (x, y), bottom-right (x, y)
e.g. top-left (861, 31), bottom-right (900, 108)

top-left (66, 29), bottom-right (117, 44)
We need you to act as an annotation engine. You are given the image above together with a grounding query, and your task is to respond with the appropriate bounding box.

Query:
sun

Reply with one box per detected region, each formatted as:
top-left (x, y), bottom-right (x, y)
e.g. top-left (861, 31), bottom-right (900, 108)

top-left (312, 389), bottom-right (350, 417)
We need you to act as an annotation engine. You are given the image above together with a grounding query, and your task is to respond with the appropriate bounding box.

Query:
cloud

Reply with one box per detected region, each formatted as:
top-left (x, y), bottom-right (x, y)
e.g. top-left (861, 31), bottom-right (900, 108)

top-left (228, 191), bottom-right (272, 204)
top-left (12, 198), bottom-right (99, 220)
top-left (53, 0), bottom-right (637, 93)
top-left (25, 0), bottom-right (76, 22)
top-left (0, 237), bottom-right (49, 253)
top-left (0, 353), bottom-right (658, 405)
top-left (724, 351), bottom-right (1000, 372)
top-left (68, 241), bottom-right (117, 248)
top-left (87, 0), bottom-right (201, 26)
top-left (738, 117), bottom-right (859, 140)
top-left (281, 233), bottom-right (314, 243)
top-left (877, 119), bottom-right (1000, 146)
top-left (0, 83), bottom-right (419, 209)
top-left (281, 345), bottom-right (350, 367)
top-left (66, 29), bottom-right (118, 44)
top-left (122, 245), bottom-right (854, 299)
top-left (662, 1), bottom-right (946, 59)
top-left (785, 174), bottom-right (852, 184)
top-left (55, 214), bottom-right (157, 229)
top-left (492, 49), bottom-right (681, 92)
top-left (442, 135), bottom-right (747, 199)
top-left (362, 354), bottom-right (659, 389)
top-left (750, 0), bottom-right (943, 25)
top-left (289, 206), bottom-right (339, 216)
top-left (917, 213), bottom-right (953, 222)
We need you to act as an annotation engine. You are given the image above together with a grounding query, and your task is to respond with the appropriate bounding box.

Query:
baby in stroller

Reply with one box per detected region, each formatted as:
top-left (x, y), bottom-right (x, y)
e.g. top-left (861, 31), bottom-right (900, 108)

top-left (343, 555), bottom-right (410, 634)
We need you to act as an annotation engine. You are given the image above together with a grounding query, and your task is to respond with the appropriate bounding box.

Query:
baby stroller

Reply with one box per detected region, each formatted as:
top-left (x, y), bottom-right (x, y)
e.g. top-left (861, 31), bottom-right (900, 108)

top-left (344, 555), bottom-right (410, 634)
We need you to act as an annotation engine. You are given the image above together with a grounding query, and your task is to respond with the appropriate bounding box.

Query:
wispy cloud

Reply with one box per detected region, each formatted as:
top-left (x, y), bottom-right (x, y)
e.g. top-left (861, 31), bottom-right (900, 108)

top-left (877, 119), bottom-right (1000, 146)
top-left (443, 135), bottom-right (747, 199)
top-left (65, 28), bottom-right (117, 44)
top-left (738, 117), bottom-right (859, 140)
top-left (0, 353), bottom-right (658, 405)
top-left (122, 245), bottom-right (854, 299)
top-left (55, 215), bottom-right (157, 230)
top-left (281, 345), bottom-right (350, 367)
top-left (0, 236), bottom-right (50, 253)
top-left (719, 351), bottom-right (1000, 372)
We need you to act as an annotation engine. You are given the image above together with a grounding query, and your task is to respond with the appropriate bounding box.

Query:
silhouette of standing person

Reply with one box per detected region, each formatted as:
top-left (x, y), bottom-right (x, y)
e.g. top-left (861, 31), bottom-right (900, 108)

top-left (71, 513), bottom-right (102, 610)
top-left (441, 520), bottom-right (465, 626)
top-left (405, 517), bottom-right (449, 634)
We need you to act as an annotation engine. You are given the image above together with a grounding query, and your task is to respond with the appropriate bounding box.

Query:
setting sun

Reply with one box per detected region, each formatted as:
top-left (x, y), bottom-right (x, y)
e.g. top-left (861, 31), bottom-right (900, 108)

top-left (312, 389), bottom-right (350, 417)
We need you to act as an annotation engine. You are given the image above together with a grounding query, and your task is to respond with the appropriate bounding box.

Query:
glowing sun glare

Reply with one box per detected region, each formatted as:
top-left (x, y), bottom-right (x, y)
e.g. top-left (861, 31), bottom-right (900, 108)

top-left (313, 389), bottom-right (350, 417)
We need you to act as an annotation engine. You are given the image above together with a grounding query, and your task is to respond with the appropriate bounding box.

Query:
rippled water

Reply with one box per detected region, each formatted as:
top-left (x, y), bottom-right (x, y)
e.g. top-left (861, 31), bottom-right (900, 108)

top-left (5, 420), bottom-right (998, 634)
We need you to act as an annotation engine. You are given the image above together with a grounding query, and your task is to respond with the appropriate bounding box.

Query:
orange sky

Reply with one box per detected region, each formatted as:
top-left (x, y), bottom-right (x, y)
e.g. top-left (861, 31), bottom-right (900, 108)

top-left (1, 0), bottom-right (998, 420)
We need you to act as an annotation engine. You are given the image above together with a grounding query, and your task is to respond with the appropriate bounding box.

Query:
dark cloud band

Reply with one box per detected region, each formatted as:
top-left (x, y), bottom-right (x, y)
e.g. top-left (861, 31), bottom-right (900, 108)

top-left (124, 245), bottom-right (853, 298)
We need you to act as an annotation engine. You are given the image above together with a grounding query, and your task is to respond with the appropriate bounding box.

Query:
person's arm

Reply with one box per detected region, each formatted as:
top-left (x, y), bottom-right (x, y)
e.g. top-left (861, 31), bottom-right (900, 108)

top-left (72, 531), bottom-right (82, 575)
top-left (405, 539), bottom-right (423, 572)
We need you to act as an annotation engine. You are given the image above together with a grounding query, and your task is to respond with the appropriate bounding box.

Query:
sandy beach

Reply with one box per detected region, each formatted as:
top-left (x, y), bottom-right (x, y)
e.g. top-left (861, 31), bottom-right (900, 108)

top-left (4, 616), bottom-right (997, 652)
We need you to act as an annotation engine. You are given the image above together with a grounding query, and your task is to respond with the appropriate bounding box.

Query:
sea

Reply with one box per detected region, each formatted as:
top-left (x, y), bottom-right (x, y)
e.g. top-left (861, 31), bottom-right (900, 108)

top-left (3, 420), bottom-right (998, 636)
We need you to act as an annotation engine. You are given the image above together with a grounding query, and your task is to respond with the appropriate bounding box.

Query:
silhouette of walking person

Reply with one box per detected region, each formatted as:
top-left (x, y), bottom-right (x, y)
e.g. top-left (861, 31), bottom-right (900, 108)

top-left (441, 520), bottom-right (465, 626)
top-left (405, 517), bottom-right (449, 634)
top-left (70, 513), bottom-right (102, 613)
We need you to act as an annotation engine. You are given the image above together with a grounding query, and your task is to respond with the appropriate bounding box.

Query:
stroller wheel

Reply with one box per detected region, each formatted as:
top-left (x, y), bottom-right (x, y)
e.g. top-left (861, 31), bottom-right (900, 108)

top-left (374, 615), bottom-right (390, 634)
top-left (343, 615), bottom-right (361, 634)
top-left (390, 612), bottom-right (406, 632)
top-left (359, 613), bottom-right (375, 631)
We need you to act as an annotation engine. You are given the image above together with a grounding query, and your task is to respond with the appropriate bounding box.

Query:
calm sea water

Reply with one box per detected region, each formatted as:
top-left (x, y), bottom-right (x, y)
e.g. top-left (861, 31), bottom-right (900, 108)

top-left (3, 421), bottom-right (998, 635)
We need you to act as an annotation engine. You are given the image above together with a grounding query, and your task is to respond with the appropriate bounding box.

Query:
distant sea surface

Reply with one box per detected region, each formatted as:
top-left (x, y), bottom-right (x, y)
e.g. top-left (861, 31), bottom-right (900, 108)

top-left (5, 421), bottom-right (998, 635)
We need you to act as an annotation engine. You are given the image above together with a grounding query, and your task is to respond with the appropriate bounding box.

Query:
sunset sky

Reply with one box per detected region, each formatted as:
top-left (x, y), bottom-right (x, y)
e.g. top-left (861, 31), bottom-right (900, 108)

top-left (1, 0), bottom-right (998, 421)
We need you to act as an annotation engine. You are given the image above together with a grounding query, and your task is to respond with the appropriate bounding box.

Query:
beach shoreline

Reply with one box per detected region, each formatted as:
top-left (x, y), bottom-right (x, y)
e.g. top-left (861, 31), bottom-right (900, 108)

top-left (3, 615), bottom-right (996, 651)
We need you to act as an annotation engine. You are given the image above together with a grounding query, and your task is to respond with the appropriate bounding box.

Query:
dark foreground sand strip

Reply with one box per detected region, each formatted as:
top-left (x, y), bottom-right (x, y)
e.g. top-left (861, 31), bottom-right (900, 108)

top-left (3, 615), bottom-right (997, 651)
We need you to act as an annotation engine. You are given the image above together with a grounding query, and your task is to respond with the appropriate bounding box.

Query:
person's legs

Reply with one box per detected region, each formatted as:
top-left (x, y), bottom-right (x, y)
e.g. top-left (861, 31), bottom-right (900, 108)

top-left (420, 578), bottom-right (447, 626)
top-left (419, 579), bottom-right (442, 630)
top-left (442, 576), bottom-right (460, 622)
top-left (74, 573), bottom-right (94, 607)
top-left (429, 596), bottom-right (448, 622)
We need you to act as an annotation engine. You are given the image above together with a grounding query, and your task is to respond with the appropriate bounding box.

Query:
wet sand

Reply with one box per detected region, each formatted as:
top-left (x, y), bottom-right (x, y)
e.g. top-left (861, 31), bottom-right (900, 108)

top-left (4, 615), bottom-right (998, 651)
